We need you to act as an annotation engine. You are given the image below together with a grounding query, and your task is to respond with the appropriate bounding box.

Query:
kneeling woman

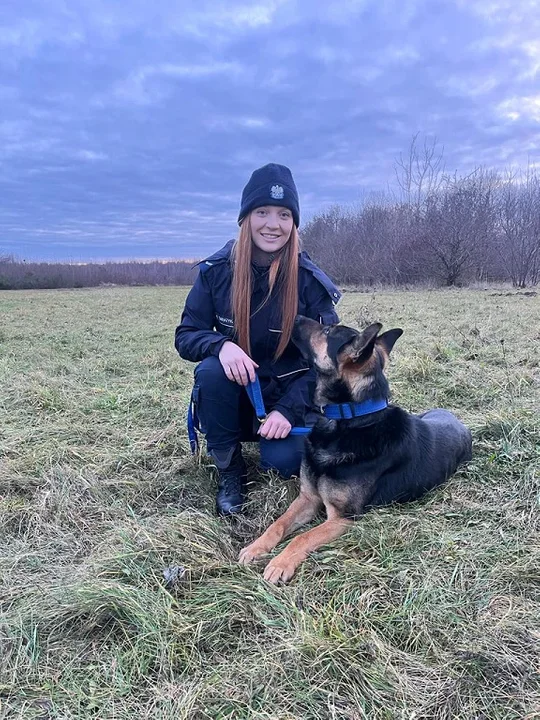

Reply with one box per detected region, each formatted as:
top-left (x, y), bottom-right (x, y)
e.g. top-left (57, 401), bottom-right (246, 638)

top-left (175, 163), bottom-right (341, 515)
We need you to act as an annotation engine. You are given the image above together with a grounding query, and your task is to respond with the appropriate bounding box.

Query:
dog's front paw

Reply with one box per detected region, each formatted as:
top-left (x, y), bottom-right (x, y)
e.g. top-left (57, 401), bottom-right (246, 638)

top-left (238, 540), bottom-right (272, 565)
top-left (263, 552), bottom-right (301, 585)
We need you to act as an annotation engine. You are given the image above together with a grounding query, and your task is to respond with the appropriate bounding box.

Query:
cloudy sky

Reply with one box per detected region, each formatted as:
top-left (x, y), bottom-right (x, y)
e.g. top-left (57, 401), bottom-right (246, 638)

top-left (1, 0), bottom-right (539, 261)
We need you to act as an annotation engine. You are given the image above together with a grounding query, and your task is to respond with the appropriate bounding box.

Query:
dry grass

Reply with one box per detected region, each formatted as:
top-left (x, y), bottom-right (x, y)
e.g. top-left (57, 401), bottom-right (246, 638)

top-left (0, 286), bottom-right (539, 719)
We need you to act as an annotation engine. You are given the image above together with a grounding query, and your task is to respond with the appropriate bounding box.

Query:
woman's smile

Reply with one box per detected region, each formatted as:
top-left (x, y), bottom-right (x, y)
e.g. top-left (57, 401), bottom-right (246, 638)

top-left (250, 206), bottom-right (293, 253)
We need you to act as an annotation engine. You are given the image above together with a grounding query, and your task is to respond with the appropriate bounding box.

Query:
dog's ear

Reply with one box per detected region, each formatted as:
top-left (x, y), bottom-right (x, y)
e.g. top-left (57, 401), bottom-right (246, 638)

top-left (327, 327), bottom-right (358, 365)
top-left (351, 322), bottom-right (383, 363)
top-left (337, 322), bottom-right (382, 365)
top-left (376, 328), bottom-right (403, 355)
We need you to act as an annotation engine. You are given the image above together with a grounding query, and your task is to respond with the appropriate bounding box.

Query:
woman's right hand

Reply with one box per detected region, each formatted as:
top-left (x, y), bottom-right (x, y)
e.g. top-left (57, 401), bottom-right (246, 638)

top-left (218, 341), bottom-right (259, 386)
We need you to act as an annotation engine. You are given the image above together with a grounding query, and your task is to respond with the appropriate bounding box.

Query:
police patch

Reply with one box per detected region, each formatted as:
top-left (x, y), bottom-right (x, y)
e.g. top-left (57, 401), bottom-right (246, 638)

top-left (270, 184), bottom-right (284, 200)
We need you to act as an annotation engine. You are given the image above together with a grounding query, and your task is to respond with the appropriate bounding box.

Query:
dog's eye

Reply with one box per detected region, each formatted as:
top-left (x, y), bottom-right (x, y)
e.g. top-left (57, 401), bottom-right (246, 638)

top-left (323, 327), bottom-right (331, 336)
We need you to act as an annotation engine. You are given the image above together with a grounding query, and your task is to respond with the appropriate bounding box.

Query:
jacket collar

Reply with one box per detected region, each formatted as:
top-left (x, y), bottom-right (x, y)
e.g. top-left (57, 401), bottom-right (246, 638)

top-left (196, 240), bottom-right (236, 268)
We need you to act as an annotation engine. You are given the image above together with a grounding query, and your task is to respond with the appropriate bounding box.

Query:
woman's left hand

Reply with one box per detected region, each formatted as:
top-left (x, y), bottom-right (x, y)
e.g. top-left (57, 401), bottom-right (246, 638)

top-left (258, 410), bottom-right (292, 440)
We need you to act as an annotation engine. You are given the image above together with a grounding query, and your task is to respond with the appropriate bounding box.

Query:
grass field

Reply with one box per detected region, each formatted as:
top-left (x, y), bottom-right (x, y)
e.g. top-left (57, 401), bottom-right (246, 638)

top-left (1, 286), bottom-right (539, 720)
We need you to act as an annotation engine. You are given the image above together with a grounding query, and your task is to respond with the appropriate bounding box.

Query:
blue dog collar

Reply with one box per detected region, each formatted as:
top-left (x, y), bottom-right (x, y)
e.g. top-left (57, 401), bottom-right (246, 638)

top-left (322, 398), bottom-right (388, 420)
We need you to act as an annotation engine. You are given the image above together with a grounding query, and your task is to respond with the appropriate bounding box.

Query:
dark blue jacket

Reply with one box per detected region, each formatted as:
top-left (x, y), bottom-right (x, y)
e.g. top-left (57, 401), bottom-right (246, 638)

top-left (175, 241), bottom-right (341, 425)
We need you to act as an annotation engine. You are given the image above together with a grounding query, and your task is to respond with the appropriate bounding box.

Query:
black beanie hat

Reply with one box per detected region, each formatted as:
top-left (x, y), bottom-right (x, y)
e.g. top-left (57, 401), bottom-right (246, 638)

top-left (238, 163), bottom-right (300, 227)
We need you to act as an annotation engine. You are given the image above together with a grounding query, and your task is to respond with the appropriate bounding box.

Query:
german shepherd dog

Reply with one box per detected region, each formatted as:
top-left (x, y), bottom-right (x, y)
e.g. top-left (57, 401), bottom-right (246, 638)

top-left (239, 316), bottom-right (472, 584)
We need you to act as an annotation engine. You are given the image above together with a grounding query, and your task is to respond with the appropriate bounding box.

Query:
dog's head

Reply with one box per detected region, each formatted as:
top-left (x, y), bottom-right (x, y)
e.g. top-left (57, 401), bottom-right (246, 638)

top-left (292, 316), bottom-right (403, 405)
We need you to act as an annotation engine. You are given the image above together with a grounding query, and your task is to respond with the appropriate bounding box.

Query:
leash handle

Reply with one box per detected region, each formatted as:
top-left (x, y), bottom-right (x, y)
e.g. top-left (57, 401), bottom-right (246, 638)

top-left (247, 375), bottom-right (311, 436)
top-left (187, 375), bottom-right (311, 456)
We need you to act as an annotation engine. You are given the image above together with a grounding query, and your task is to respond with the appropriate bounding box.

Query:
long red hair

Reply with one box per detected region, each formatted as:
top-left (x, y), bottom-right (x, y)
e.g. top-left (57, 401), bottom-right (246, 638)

top-left (231, 219), bottom-right (299, 360)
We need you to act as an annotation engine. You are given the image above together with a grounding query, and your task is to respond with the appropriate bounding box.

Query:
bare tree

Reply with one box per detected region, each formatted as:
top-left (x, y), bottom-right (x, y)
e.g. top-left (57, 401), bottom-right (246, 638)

top-left (394, 133), bottom-right (447, 210)
top-left (496, 167), bottom-right (540, 287)
top-left (418, 169), bottom-right (499, 285)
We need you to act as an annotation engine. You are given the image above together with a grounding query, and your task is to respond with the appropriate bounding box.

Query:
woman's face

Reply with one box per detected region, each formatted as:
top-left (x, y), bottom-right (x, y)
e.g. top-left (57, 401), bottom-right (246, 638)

top-left (250, 206), bottom-right (294, 254)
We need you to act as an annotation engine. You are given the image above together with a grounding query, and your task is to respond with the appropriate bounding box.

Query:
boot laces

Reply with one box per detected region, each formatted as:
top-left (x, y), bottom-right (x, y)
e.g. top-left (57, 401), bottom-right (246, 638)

top-left (218, 462), bottom-right (246, 494)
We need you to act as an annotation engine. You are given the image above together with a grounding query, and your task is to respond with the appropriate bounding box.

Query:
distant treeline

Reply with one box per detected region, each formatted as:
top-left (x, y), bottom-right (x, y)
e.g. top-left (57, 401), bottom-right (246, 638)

top-left (0, 258), bottom-right (197, 290)
top-left (2, 137), bottom-right (539, 290)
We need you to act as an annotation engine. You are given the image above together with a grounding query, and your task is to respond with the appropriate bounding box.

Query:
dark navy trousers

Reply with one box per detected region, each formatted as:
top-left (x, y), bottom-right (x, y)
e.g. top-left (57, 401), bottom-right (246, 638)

top-left (193, 356), bottom-right (306, 478)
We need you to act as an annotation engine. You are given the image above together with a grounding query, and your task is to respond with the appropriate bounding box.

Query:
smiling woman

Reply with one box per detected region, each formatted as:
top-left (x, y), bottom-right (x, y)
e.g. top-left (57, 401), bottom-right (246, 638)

top-left (174, 163), bottom-right (342, 515)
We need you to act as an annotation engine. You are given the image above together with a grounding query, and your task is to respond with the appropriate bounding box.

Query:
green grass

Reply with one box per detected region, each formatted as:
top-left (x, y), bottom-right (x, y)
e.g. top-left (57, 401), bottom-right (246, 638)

top-left (0, 286), bottom-right (539, 719)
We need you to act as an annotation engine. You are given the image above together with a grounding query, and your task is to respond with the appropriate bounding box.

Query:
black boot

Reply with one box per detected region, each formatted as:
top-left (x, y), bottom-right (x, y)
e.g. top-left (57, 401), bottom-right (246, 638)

top-left (211, 445), bottom-right (247, 516)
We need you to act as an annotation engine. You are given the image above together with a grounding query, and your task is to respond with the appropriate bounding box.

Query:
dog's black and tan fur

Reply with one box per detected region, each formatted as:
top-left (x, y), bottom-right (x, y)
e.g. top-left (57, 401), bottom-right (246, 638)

top-left (239, 316), bottom-right (472, 584)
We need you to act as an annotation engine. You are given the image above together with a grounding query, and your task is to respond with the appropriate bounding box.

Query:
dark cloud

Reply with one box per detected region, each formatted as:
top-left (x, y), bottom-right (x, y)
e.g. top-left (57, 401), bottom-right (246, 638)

top-left (0, 0), bottom-right (538, 260)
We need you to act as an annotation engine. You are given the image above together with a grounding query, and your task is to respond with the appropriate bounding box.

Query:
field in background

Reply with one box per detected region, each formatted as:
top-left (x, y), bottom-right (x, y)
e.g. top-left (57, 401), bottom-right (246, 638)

top-left (1, 287), bottom-right (539, 719)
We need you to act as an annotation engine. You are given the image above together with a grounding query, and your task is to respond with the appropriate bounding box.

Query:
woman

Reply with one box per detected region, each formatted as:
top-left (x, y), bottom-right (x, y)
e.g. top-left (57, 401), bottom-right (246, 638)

top-left (175, 163), bottom-right (341, 515)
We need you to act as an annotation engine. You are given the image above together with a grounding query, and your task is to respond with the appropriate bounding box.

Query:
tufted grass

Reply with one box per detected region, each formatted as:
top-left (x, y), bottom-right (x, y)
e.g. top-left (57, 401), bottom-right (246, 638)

top-left (0, 286), bottom-right (539, 719)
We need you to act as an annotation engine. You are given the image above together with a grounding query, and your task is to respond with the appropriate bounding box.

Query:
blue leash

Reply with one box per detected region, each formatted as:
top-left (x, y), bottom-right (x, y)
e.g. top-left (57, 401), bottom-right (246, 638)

top-left (187, 374), bottom-right (388, 454)
top-left (246, 375), bottom-right (387, 425)
top-left (186, 375), bottom-right (310, 455)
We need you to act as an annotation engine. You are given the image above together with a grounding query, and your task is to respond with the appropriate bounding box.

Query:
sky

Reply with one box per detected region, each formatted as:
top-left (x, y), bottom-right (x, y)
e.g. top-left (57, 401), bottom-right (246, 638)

top-left (1, 0), bottom-right (539, 262)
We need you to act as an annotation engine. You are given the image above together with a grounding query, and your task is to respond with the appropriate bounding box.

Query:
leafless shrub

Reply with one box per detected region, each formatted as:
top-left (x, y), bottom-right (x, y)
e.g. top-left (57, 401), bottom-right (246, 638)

top-left (303, 137), bottom-right (537, 287)
top-left (496, 166), bottom-right (540, 288)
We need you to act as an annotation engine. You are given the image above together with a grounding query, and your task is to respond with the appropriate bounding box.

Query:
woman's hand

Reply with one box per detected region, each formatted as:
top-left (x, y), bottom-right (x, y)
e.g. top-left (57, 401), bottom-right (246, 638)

top-left (258, 410), bottom-right (292, 440)
top-left (218, 341), bottom-right (259, 386)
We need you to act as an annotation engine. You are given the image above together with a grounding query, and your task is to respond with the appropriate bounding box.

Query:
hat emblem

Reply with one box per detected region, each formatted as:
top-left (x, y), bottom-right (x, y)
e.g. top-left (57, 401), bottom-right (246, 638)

top-left (270, 184), bottom-right (284, 200)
